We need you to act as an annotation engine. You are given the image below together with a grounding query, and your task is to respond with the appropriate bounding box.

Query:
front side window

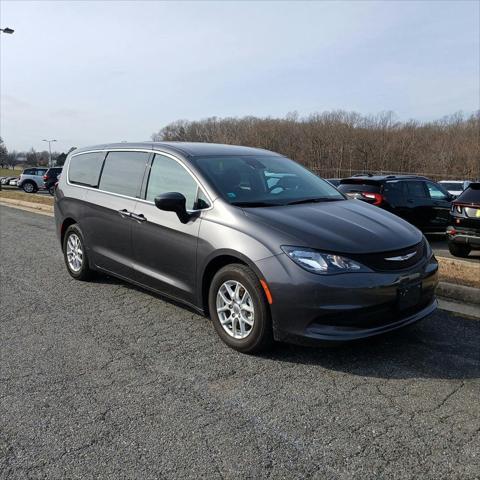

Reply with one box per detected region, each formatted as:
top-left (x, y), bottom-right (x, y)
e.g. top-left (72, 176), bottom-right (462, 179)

top-left (195, 155), bottom-right (344, 206)
top-left (146, 154), bottom-right (204, 210)
top-left (23, 169), bottom-right (34, 175)
top-left (99, 151), bottom-right (149, 197)
top-left (426, 182), bottom-right (448, 200)
top-left (69, 152), bottom-right (105, 187)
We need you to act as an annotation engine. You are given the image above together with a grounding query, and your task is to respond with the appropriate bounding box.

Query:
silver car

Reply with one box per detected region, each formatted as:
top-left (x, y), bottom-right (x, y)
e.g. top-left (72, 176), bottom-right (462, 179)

top-left (17, 167), bottom-right (48, 193)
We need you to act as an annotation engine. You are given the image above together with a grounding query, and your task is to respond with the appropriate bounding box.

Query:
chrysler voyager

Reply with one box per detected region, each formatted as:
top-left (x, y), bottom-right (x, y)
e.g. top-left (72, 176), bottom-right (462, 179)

top-left (55, 143), bottom-right (438, 352)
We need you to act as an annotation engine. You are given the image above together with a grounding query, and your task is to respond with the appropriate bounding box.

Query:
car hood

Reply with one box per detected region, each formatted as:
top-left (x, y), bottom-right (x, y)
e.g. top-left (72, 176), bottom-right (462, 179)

top-left (244, 199), bottom-right (422, 254)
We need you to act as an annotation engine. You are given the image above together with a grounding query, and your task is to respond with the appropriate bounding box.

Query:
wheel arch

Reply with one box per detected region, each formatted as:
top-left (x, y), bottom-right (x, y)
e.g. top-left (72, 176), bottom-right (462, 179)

top-left (199, 249), bottom-right (266, 316)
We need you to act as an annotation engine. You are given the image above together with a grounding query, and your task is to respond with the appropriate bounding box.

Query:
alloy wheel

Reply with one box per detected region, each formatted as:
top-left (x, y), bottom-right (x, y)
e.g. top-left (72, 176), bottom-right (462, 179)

top-left (216, 280), bottom-right (255, 339)
top-left (66, 233), bottom-right (83, 272)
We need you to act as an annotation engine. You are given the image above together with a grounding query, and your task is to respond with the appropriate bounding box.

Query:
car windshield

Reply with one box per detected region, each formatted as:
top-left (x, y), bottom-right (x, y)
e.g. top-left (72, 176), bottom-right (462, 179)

top-left (194, 155), bottom-right (345, 206)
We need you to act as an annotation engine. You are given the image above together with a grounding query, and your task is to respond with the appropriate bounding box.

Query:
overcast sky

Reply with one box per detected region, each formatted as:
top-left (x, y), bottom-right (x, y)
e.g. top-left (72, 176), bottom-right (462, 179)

top-left (0, 0), bottom-right (478, 153)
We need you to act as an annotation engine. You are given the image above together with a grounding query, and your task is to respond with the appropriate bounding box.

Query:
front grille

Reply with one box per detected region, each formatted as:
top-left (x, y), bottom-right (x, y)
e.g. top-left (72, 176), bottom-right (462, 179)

top-left (348, 240), bottom-right (425, 271)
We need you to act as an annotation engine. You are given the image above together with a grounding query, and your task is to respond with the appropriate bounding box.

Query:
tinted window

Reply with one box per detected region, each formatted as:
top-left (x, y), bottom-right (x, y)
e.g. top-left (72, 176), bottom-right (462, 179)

top-left (406, 181), bottom-right (427, 198)
top-left (69, 152), bottom-right (105, 187)
top-left (146, 154), bottom-right (202, 209)
top-left (99, 151), bottom-right (149, 197)
top-left (195, 155), bottom-right (343, 206)
top-left (426, 182), bottom-right (449, 200)
top-left (23, 169), bottom-right (34, 175)
top-left (383, 181), bottom-right (406, 200)
top-left (456, 184), bottom-right (480, 203)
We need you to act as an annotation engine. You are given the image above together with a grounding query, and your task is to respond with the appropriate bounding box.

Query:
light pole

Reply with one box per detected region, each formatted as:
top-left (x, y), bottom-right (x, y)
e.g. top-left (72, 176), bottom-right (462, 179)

top-left (42, 139), bottom-right (57, 167)
top-left (0, 27), bottom-right (14, 34)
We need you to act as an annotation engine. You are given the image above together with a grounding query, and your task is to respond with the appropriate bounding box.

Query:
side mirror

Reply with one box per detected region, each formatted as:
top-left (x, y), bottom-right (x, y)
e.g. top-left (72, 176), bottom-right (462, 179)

top-left (154, 192), bottom-right (191, 223)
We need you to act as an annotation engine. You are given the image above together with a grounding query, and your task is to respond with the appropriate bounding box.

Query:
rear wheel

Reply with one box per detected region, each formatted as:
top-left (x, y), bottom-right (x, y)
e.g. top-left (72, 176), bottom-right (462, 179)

top-left (63, 224), bottom-right (94, 281)
top-left (448, 242), bottom-right (471, 258)
top-left (208, 264), bottom-right (273, 353)
top-left (22, 182), bottom-right (36, 193)
top-left (48, 185), bottom-right (55, 196)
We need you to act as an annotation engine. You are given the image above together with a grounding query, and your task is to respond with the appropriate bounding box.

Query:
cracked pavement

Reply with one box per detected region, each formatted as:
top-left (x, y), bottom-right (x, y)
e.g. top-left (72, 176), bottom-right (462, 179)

top-left (0, 205), bottom-right (479, 479)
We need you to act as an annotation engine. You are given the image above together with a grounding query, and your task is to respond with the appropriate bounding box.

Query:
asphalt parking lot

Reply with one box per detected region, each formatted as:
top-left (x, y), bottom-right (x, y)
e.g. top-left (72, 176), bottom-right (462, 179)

top-left (1, 206), bottom-right (479, 479)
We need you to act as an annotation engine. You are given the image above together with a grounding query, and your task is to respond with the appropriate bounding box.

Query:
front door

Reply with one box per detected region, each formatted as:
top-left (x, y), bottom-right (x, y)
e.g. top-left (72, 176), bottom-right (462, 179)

top-left (425, 181), bottom-right (452, 230)
top-left (131, 153), bottom-right (210, 304)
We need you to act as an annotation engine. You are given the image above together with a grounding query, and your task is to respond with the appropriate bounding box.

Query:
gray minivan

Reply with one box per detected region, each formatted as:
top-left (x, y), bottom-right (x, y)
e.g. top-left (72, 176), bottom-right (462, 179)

top-left (55, 142), bottom-right (438, 352)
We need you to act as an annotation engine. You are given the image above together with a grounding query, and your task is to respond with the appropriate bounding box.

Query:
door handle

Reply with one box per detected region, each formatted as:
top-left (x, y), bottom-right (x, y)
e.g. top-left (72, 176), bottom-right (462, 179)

top-left (130, 212), bottom-right (147, 222)
top-left (407, 199), bottom-right (414, 204)
top-left (118, 209), bottom-right (131, 218)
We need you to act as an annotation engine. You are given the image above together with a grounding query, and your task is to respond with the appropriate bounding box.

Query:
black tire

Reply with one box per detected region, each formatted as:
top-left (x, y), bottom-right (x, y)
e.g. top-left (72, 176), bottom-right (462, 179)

top-left (448, 242), bottom-right (471, 258)
top-left (22, 181), bottom-right (37, 193)
top-left (63, 224), bottom-right (94, 281)
top-left (208, 264), bottom-right (273, 353)
top-left (48, 185), bottom-right (55, 196)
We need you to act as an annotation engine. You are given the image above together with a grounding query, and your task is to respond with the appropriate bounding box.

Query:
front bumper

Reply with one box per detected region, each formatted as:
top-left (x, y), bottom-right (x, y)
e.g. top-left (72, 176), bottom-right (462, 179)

top-left (256, 253), bottom-right (439, 345)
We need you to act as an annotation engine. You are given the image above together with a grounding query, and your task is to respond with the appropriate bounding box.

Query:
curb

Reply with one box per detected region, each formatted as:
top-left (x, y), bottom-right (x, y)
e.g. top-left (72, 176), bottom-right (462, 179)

top-left (437, 282), bottom-right (480, 306)
top-left (0, 197), bottom-right (54, 213)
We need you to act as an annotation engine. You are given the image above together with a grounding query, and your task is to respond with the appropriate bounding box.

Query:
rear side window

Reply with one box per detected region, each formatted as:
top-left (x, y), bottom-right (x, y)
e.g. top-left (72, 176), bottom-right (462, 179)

top-left (405, 181), bottom-right (427, 198)
top-left (383, 181), bottom-right (406, 200)
top-left (99, 151), bottom-right (149, 197)
top-left (69, 152), bottom-right (105, 187)
top-left (146, 154), bottom-right (202, 209)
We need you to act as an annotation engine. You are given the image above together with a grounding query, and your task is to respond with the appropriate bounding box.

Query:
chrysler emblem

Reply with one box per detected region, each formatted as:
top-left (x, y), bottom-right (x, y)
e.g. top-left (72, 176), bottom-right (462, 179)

top-left (385, 252), bottom-right (416, 261)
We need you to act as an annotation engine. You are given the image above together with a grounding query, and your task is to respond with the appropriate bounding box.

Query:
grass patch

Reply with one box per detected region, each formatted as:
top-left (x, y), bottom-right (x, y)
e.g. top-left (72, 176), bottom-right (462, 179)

top-left (0, 190), bottom-right (54, 206)
top-left (0, 167), bottom-right (22, 177)
top-left (438, 256), bottom-right (480, 289)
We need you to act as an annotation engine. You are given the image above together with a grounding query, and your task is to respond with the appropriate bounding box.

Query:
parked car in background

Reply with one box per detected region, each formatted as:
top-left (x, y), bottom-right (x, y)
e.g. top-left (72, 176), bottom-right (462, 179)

top-left (55, 142), bottom-right (438, 353)
top-left (337, 175), bottom-right (453, 232)
top-left (8, 177), bottom-right (19, 186)
top-left (438, 180), bottom-right (471, 198)
top-left (1, 176), bottom-right (18, 186)
top-left (447, 182), bottom-right (480, 257)
top-left (17, 167), bottom-right (48, 193)
top-left (43, 167), bottom-right (63, 195)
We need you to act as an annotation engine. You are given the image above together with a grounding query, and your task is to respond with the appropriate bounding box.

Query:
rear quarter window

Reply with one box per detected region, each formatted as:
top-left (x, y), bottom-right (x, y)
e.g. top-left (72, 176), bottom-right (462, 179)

top-left (68, 152), bottom-right (106, 187)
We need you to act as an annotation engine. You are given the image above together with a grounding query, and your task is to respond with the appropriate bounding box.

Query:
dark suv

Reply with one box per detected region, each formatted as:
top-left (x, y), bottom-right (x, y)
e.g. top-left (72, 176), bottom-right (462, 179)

top-left (55, 143), bottom-right (438, 352)
top-left (447, 182), bottom-right (480, 257)
top-left (43, 167), bottom-right (63, 195)
top-left (337, 175), bottom-right (454, 232)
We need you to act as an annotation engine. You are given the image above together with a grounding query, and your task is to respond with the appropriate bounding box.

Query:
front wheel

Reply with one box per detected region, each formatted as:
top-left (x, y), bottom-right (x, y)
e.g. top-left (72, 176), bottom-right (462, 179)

top-left (208, 264), bottom-right (273, 353)
top-left (448, 242), bottom-right (471, 258)
top-left (63, 224), bottom-right (94, 281)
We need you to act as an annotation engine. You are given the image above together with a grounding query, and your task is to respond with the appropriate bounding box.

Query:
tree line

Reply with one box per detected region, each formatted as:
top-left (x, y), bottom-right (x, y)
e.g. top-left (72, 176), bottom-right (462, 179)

top-left (152, 111), bottom-right (479, 180)
top-left (0, 137), bottom-right (76, 170)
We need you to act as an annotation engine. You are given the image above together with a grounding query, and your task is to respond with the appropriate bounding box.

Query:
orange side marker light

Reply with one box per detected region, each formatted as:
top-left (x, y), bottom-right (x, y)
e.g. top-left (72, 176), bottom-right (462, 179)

top-left (260, 279), bottom-right (273, 305)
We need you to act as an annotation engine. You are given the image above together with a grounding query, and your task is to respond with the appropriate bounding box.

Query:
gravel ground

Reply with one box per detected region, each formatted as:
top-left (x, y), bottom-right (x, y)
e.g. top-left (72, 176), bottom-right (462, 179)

top-left (1, 205), bottom-right (479, 479)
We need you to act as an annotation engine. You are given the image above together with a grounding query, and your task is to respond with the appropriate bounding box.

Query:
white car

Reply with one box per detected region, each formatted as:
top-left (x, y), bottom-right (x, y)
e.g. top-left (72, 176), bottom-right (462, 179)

top-left (438, 180), bottom-right (471, 197)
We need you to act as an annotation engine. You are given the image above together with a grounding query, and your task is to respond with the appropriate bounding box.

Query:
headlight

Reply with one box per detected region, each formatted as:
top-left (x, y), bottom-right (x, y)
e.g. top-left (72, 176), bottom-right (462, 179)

top-left (281, 246), bottom-right (371, 274)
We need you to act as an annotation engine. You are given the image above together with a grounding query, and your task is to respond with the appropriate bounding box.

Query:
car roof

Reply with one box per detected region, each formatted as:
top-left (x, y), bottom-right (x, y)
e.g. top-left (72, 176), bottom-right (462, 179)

top-left (340, 174), bottom-right (429, 183)
top-left (71, 142), bottom-right (278, 158)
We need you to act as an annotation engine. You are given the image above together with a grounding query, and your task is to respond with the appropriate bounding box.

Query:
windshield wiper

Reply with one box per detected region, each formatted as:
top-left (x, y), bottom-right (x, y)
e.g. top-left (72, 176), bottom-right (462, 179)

top-left (284, 197), bottom-right (342, 205)
top-left (231, 201), bottom-right (281, 208)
